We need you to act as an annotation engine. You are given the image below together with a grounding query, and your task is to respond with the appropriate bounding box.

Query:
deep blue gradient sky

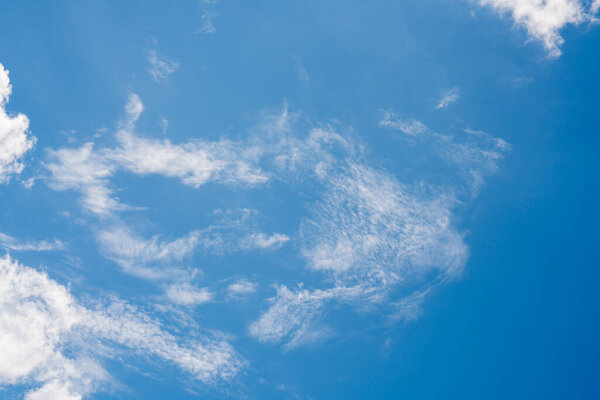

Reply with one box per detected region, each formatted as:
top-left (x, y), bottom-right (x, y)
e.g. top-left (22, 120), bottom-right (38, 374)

top-left (0, 1), bottom-right (599, 399)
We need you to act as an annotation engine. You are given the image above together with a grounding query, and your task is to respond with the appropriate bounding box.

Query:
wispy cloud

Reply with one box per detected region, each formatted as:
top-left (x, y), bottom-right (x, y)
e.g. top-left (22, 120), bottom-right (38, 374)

top-left (436, 87), bottom-right (460, 109)
top-left (379, 111), bottom-right (427, 136)
top-left (44, 98), bottom-right (509, 351)
top-left (197, 10), bottom-right (217, 34)
top-left (0, 256), bottom-right (244, 399)
top-left (45, 94), bottom-right (269, 216)
top-left (379, 114), bottom-right (510, 194)
top-left (147, 49), bottom-right (179, 82)
top-left (0, 233), bottom-right (64, 252)
top-left (0, 62), bottom-right (36, 183)
top-left (96, 226), bottom-right (202, 280)
top-left (477, 0), bottom-right (600, 57)
top-left (242, 233), bottom-right (290, 250)
top-left (250, 107), bottom-right (509, 348)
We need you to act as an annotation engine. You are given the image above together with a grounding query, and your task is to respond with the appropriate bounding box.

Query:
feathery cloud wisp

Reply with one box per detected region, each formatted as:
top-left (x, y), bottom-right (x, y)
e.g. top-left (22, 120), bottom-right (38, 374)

top-left (148, 49), bottom-right (179, 82)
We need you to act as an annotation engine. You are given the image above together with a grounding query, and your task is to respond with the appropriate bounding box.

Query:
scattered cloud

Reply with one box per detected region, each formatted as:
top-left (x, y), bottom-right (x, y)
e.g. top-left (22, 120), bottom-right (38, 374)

top-left (0, 256), bottom-right (243, 399)
top-left (436, 87), bottom-right (460, 109)
top-left (197, 10), bottom-right (217, 34)
top-left (250, 108), bottom-right (509, 348)
top-left (45, 94), bottom-right (269, 216)
top-left (45, 143), bottom-right (123, 216)
top-left (159, 115), bottom-right (169, 134)
top-left (96, 226), bottom-right (202, 280)
top-left (44, 98), bottom-right (509, 352)
top-left (477, 0), bottom-right (600, 57)
top-left (148, 49), bottom-right (179, 83)
top-left (0, 233), bottom-right (64, 252)
top-left (379, 111), bottom-right (427, 136)
top-left (166, 283), bottom-right (213, 306)
top-left (0, 62), bottom-right (36, 183)
top-left (379, 114), bottom-right (510, 194)
top-left (250, 285), bottom-right (363, 346)
top-left (227, 279), bottom-right (258, 297)
top-left (294, 57), bottom-right (310, 87)
top-left (242, 233), bottom-right (290, 250)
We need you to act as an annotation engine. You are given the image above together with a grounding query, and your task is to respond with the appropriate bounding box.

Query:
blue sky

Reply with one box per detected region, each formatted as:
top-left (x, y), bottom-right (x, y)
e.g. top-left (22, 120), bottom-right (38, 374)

top-left (0, 1), bottom-right (599, 399)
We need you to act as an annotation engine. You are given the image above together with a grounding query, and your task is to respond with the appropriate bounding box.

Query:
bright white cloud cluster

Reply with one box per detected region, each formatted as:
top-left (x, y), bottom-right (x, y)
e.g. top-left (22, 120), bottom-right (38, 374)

top-left (478, 0), bottom-right (599, 57)
top-left (0, 256), bottom-right (243, 399)
top-left (0, 62), bottom-right (36, 183)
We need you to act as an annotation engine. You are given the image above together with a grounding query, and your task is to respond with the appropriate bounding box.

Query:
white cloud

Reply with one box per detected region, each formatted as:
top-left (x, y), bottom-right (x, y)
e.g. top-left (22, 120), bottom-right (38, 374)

top-left (45, 100), bottom-right (510, 351)
top-left (379, 115), bottom-right (510, 194)
top-left (250, 285), bottom-right (364, 345)
top-left (379, 111), bottom-right (427, 136)
top-left (45, 143), bottom-right (123, 216)
top-left (166, 283), bottom-right (213, 306)
top-left (436, 87), bottom-right (460, 109)
top-left (159, 115), bottom-right (169, 134)
top-left (0, 232), bottom-right (64, 252)
top-left (0, 256), bottom-right (243, 398)
top-left (0, 62), bottom-right (36, 183)
top-left (251, 162), bottom-right (471, 346)
top-left (46, 94), bottom-right (269, 216)
top-left (251, 109), bottom-right (510, 348)
top-left (227, 279), bottom-right (258, 297)
top-left (197, 10), bottom-right (217, 34)
top-left (111, 129), bottom-right (268, 188)
top-left (478, 0), bottom-right (599, 57)
top-left (96, 226), bottom-right (202, 280)
top-left (148, 49), bottom-right (179, 82)
top-left (301, 164), bottom-right (468, 283)
top-left (243, 232), bottom-right (290, 250)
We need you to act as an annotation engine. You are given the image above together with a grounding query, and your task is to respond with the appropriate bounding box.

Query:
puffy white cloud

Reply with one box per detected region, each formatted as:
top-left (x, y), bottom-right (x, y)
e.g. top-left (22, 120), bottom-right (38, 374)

top-left (478, 0), bottom-right (599, 57)
top-left (0, 256), bottom-right (243, 398)
top-left (148, 49), bottom-right (179, 82)
top-left (0, 62), bottom-right (36, 183)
